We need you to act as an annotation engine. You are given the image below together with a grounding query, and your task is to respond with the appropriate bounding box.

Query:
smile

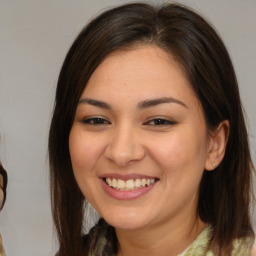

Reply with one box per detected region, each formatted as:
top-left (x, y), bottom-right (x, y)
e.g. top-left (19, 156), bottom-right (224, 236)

top-left (100, 174), bottom-right (159, 200)
top-left (105, 178), bottom-right (156, 191)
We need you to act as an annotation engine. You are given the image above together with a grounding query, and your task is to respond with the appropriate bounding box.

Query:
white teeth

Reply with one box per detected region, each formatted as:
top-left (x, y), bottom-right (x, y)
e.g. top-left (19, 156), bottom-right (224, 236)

top-left (134, 179), bottom-right (141, 188)
top-left (112, 178), bottom-right (117, 188)
top-left (126, 179), bottom-right (135, 189)
top-left (106, 178), bottom-right (112, 186)
top-left (117, 179), bottom-right (125, 189)
top-left (105, 177), bottom-right (156, 191)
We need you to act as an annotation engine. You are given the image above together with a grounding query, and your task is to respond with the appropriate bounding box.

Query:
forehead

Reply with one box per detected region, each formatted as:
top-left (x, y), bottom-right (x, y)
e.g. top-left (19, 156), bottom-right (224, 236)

top-left (82, 45), bottom-right (198, 108)
top-left (89, 45), bottom-right (185, 82)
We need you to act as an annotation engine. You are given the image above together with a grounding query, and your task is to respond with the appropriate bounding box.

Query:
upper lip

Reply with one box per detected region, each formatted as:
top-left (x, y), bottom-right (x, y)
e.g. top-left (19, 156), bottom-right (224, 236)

top-left (99, 173), bottom-right (159, 181)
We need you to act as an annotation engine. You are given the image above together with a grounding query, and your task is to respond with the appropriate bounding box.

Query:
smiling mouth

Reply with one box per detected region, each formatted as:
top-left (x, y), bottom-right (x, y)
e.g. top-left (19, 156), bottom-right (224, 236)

top-left (103, 177), bottom-right (158, 191)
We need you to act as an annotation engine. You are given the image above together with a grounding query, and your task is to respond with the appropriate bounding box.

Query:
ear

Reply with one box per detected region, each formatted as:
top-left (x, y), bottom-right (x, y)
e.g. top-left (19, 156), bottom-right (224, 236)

top-left (205, 120), bottom-right (230, 171)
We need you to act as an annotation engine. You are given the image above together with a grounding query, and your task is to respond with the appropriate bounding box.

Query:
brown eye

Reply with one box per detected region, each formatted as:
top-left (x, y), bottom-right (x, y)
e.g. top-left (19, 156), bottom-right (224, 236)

top-left (146, 118), bottom-right (176, 126)
top-left (81, 117), bottom-right (110, 125)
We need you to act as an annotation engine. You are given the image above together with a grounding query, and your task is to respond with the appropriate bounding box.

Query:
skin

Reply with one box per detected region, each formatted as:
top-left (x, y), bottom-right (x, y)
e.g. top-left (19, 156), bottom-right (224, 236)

top-left (69, 45), bottom-right (229, 255)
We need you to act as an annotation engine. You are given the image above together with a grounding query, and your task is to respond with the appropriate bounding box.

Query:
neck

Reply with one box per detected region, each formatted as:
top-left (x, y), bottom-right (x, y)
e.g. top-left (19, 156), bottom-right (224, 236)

top-left (116, 212), bottom-right (207, 256)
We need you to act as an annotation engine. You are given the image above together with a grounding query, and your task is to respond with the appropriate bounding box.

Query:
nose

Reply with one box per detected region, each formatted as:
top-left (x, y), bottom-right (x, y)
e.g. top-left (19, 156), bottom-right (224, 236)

top-left (104, 124), bottom-right (146, 167)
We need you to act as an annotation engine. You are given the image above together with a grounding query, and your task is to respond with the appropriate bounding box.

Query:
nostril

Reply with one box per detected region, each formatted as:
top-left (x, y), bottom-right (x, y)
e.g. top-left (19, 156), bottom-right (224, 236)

top-left (104, 141), bottom-right (146, 167)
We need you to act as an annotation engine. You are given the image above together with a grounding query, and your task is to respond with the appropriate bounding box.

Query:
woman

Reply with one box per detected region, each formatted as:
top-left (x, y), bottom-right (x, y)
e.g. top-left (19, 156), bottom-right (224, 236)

top-left (49, 3), bottom-right (255, 255)
top-left (0, 161), bottom-right (7, 256)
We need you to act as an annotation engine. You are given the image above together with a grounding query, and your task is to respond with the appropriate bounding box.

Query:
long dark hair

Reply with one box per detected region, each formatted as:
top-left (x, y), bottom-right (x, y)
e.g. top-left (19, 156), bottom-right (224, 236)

top-left (49, 3), bottom-right (255, 255)
top-left (0, 161), bottom-right (7, 210)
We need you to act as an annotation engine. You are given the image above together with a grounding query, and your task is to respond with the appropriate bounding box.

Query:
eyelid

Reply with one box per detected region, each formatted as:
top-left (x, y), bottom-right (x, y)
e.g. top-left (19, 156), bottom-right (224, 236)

top-left (80, 116), bottom-right (111, 125)
top-left (143, 117), bottom-right (177, 126)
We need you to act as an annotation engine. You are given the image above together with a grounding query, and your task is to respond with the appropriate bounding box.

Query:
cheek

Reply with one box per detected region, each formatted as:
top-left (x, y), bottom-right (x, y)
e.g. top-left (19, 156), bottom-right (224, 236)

top-left (149, 129), bottom-right (208, 174)
top-left (69, 128), bottom-right (104, 172)
top-left (69, 128), bottom-right (106, 205)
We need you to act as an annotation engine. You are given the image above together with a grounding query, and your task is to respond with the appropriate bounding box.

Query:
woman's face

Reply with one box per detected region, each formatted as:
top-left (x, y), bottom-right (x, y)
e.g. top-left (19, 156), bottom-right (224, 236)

top-left (69, 45), bottom-right (212, 231)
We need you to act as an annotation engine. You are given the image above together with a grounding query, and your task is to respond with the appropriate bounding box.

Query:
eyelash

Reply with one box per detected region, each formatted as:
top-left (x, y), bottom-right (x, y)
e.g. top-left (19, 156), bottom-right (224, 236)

top-left (80, 117), bottom-right (176, 126)
top-left (81, 117), bottom-right (110, 125)
top-left (144, 118), bottom-right (176, 126)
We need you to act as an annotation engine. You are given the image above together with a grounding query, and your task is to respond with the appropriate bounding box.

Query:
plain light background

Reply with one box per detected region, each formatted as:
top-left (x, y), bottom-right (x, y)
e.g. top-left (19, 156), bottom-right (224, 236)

top-left (0, 0), bottom-right (255, 255)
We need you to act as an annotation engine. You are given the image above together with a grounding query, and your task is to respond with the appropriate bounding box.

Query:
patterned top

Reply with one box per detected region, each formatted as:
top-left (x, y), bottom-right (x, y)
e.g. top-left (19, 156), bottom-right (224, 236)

top-left (179, 225), bottom-right (253, 256)
top-left (86, 220), bottom-right (254, 256)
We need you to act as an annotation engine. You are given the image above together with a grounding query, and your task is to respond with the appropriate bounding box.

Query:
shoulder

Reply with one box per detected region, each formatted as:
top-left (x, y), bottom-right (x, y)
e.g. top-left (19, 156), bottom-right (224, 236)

top-left (231, 236), bottom-right (255, 256)
top-left (82, 218), bottom-right (116, 256)
top-left (179, 225), bottom-right (212, 256)
top-left (252, 240), bottom-right (256, 256)
top-left (55, 219), bottom-right (110, 256)
top-left (179, 226), bottom-right (254, 256)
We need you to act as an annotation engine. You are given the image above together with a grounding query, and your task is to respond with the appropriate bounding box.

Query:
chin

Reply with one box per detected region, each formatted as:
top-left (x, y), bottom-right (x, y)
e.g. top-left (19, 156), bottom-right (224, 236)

top-left (107, 219), bottom-right (147, 231)
top-left (102, 209), bottom-right (152, 231)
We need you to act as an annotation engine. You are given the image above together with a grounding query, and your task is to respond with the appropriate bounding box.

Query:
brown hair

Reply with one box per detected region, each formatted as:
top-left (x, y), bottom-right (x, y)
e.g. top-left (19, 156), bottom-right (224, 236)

top-left (49, 3), bottom-right (255, 255)
top-left (0, 161), bottom-right (7, 210)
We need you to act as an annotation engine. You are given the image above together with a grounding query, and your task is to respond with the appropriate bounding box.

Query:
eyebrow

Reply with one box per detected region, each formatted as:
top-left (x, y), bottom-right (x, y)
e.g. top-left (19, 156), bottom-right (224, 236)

top-left (78, 98), bottom-right (111, 109)
top-left (137, 97), bottom-right (188, 109)
top-left (78, 97), bottom-right (188, 110)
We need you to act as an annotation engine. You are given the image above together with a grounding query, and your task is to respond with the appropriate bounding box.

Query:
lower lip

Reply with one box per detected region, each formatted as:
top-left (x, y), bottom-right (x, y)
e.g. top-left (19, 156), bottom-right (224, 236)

top-left (100, 179), bottom-right (158, 200)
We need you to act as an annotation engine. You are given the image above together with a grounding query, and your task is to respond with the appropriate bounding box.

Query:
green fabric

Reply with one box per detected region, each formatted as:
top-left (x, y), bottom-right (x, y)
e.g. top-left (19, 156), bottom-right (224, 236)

top-left (88, 223), bottom-right (254, 256)
top-left (179, 226), bottom-right (253, 256)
